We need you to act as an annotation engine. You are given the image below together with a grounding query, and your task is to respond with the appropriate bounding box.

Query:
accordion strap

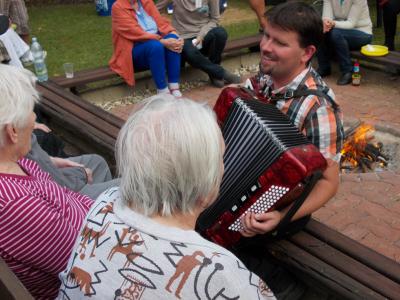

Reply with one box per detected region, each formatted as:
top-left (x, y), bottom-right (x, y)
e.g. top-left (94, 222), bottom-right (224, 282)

top-left (271, 170), bottom-right (323, 237)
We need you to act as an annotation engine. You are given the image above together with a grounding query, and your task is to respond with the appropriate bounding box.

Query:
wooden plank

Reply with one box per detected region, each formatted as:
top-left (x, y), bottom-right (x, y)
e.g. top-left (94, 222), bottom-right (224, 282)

top-left (38, 84), bottom-right (122, 140)
top-left (224, 34), bottom-right (262, 52)
top-left (38, 97), bottom-right (116, 153)
top-left (0, 258), bottom-right (34, 300)
top-left (305, 219), bottom-right (400, 284)
top-left (351, 50), bottom-right (400, 68)
top-left (266, 240), bottom-right (385, 300)
top-left (39, 81), bottom-right (125, 130)
top-left (52, 66), bottom-right (117, 88)
top-left (289, 231), bottom-right (400, 299)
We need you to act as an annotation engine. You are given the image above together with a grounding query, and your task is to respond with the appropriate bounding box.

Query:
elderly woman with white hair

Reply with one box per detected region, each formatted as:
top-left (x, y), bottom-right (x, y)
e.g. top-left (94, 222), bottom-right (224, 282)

top-left (57, 96), bottom-right (275, 299)
top-left (0, 64), bottom-right (94, 299)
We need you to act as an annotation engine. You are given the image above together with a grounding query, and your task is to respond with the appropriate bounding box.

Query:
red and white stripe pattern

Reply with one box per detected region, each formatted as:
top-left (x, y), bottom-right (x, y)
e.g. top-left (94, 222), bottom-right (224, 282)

top-left (0, 158), bottom-right (93, 299)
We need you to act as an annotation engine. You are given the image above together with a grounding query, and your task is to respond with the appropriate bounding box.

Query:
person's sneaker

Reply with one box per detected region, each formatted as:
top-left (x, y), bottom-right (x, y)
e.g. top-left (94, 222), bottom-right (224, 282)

top-left (209, 76), bottom-right (225, 88)
top-left (337, 72), bottom-right (352, 85)
top-left (170, 88), bottom-right (182, 98)
top-left (223, 69), bottom-right (241, 84)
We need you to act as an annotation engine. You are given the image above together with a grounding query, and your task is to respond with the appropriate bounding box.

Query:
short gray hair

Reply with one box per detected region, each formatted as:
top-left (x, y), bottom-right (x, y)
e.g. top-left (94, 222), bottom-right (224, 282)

top-left (116, 95), bottom-right (223, 217)
top-left (0, 64), bottom-right (39, 146)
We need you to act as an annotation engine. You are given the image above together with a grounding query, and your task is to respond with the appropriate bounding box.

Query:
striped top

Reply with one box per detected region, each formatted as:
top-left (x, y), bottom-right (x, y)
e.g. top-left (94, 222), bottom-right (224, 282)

top-left (252, 66), bottom-right (344, 161)
top-left (0, 158), bottom-right (93, 300)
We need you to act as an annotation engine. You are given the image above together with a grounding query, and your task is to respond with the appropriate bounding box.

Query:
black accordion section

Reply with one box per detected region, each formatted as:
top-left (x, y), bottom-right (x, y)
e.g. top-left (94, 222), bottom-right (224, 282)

top-left (198, 98), bottom-right (310, 231)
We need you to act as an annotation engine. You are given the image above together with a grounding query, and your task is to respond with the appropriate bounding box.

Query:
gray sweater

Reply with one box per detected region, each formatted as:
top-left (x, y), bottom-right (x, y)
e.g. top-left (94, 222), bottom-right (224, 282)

top-left (322, 0), bottom-right (372, 34)
top-left (157, 0), bottom-right (220, 39)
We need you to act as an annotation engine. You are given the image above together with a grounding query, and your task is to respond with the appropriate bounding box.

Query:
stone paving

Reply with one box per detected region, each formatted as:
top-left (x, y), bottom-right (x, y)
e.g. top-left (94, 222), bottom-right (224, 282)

top-left (110, 65), bottom-right (400, 263)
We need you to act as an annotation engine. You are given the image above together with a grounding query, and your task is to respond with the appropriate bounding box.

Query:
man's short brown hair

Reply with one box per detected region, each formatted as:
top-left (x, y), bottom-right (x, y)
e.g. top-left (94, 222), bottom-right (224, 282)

top-left (265, 1), bottom-right (323, 49)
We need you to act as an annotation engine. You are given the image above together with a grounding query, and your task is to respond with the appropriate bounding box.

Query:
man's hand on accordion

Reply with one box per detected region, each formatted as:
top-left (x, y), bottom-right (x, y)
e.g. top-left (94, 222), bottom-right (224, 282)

top-left (240, 210), bottom-right (282, 237)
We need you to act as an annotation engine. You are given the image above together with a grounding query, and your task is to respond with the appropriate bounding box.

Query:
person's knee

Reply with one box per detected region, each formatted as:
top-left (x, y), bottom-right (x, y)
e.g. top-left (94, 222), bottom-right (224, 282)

top-left (183, 44), bottom-right (200, 62)
top-left (164, 33), bottom-right (179, 40)
top-left (329, 29), bottom-right (343, 42)
top-left (212, 27), bottom-right (228, 41)
top-left (147, 40), bottom-right (165, 56)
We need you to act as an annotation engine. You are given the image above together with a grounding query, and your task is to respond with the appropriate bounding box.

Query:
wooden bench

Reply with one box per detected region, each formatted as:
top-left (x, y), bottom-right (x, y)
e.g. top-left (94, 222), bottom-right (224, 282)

top-left (351, 50), bottom-right (400, 71)
top-left (0, 258), bottom-right (34, 300)
top-left (51, 34), bottom-right (263, 89)
top-left (37, 80), bottom-right (124, 156)
top-left (266, 219), bottom-right (400, 299)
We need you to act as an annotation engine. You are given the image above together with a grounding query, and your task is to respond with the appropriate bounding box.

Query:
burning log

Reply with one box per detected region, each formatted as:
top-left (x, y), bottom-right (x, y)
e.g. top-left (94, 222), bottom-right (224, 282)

top-left (340, 123), bottom-right (390, 172)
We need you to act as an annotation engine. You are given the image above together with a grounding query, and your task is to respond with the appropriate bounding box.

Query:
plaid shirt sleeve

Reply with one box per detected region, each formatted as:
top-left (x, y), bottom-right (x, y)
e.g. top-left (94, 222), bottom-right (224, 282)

top-left (305, 104), bottom-right (343, 162)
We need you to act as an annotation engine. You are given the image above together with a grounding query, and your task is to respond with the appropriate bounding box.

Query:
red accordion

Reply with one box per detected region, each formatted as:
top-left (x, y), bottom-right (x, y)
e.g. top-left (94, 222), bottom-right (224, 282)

top-left (196, 87), bottom-right (327, 248)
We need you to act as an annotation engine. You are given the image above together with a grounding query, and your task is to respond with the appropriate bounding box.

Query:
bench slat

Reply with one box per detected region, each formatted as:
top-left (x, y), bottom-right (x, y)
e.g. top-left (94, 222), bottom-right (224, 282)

top-left (39, 95), bottom-right (116, 152)
top-left (351, 50), bottom-right (400, 68)
top-left (305, 219), bottom-right (400, 284)
top-left (40, 81), bottom-right (125, 129)
top-left (38, 85), bottom-right (121, 140)
top-left (289, 231), bottom-right (400, 299)
top-left (266, 239), bottom-right (386, 300)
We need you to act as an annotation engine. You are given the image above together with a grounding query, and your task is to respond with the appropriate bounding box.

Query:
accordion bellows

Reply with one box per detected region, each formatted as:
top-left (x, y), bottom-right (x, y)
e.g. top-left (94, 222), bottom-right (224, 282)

top-left (196, 87), bottom-right (327, 248)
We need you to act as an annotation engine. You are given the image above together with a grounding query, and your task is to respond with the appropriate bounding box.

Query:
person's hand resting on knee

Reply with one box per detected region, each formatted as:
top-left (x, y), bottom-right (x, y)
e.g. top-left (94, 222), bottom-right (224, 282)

top-left (50, 157), bottom-right (94, 184)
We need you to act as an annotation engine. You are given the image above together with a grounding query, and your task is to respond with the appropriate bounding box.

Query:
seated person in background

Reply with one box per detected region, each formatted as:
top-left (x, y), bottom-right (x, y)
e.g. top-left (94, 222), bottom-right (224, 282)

top-left (0, 14), bottom-right (32, 68)
top-left (156, 0), bottom-right (241, 88)
top-left (0, 0), bottom-right (30, 43)
top-left (0, 64), bottom-right (94, 299)
top-left (110, 0), bottom-right (183, 97)
top-left (57, 95), bottom-right (276, 299)
top-left (380, 0), bottom-right (400, 51)
top-left (238, 2), bottom-right (344, 298)
top-left (316, 0), bottom-right (372, 85)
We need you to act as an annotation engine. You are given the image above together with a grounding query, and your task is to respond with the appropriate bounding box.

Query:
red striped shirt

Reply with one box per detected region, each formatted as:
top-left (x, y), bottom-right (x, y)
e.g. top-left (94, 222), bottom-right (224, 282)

top-left (0, 158), bottom-right (93, 299)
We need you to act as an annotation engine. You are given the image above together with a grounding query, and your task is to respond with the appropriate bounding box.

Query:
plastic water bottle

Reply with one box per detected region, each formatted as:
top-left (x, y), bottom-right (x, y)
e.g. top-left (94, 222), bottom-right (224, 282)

top-left (31, 37), bottom-right (48, 82)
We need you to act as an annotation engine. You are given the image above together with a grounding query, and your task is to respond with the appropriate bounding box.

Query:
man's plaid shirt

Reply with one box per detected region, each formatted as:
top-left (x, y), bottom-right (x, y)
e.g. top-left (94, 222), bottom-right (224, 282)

top-left (251, 66), bottom-right (344, 161)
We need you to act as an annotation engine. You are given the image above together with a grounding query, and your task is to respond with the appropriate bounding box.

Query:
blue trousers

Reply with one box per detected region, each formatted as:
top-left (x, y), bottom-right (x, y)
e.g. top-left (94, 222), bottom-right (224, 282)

top-left (317, 28), bottom-right (372, 74)
top-left (132, 33), bottom-right (181, 89)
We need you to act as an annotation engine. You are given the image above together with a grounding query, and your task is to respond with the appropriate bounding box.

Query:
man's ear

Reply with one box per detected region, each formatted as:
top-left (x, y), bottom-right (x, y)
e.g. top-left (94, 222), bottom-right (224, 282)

top-left (5, 124), bottom-right (18, 144)
top-left (302, 45), bottom-right (317, 64)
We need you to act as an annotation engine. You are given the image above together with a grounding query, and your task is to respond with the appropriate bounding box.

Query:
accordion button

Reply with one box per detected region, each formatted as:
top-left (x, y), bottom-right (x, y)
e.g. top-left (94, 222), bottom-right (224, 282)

top-left (231, 205), bottom-right (238, 212)
top-left (240, 195), bottom-right (247, 202)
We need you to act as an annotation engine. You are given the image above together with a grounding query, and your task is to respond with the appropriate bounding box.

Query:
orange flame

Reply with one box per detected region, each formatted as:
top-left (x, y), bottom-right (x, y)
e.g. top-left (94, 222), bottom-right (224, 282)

top-left (341, 124), bottom-right (375, 167)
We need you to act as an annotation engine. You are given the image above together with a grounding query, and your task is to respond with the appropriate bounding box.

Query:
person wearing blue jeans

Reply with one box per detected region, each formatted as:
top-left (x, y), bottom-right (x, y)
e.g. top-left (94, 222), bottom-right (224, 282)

top-left (133, 33), bottom-right (181, 96)
top-left (110, 0), bottom-right (183, 96)
top-left (317, 28), bottom-right (372, 84)
top-left (316, 0), bottom-right (373, 85)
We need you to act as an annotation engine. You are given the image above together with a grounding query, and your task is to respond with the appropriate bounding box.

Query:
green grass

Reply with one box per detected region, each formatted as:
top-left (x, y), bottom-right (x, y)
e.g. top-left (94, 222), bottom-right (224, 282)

top-left (29, 4), bottom-right (112, 76)
top-left (28, 2), bottom-right (399, 77)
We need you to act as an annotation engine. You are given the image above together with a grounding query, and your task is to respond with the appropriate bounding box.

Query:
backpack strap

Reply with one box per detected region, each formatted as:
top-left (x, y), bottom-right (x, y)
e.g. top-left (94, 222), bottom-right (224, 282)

top-left (292, 86), bottom-right (339, 110)
top-left (269, 85), bottom-right (338, 110)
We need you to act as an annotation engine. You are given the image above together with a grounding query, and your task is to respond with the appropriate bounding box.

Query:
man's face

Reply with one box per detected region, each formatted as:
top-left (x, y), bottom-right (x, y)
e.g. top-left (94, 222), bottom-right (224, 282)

top-left (260, 22), bottom-right (313, 83)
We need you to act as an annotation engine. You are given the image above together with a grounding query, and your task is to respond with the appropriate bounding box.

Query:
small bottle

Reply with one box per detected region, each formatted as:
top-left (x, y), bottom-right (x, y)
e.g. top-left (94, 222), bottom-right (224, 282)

top-left (30, 37), bottom-right (48, 82)
top-left (352, 60), bottom-right (361, 86)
